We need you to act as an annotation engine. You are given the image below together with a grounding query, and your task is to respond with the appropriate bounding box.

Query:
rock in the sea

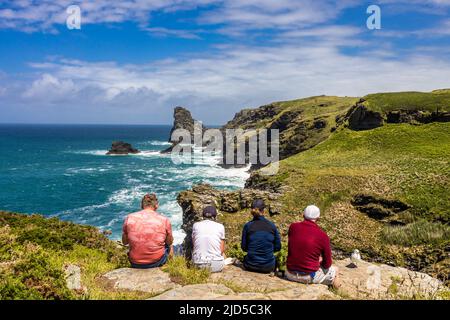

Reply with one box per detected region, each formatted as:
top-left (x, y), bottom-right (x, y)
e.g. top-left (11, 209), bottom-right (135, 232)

top-left (106, 141), bottom-right (140, 155)
top-left (100, 268), bottom-right (179, 294)
top-left (161, 106), bottom-right (205, 153)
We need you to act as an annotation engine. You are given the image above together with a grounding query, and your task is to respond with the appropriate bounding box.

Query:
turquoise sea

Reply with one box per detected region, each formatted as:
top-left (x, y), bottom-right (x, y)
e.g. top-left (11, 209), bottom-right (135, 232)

top-left (0, 124), bottom-right (249, 244)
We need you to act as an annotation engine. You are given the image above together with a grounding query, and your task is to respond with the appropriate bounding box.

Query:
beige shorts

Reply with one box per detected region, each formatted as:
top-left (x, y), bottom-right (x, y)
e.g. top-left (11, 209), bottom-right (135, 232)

top-left (286, 266), bottom-right (337, 286)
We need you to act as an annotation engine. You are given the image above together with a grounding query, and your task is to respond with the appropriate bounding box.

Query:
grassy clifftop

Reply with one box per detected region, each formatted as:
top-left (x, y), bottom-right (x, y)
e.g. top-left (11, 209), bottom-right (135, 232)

top-left (243, 122), bottom-right (449, 283)
top-left (0, 212), bottom-right (141, 300)
top-left (363, 90), bottom-right (450, 113)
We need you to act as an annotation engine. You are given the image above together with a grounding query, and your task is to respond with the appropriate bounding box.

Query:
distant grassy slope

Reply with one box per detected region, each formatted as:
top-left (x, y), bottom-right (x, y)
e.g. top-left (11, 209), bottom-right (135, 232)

top-left (363, 90), bottom-right (450, 113)
top-left (224, 96), bottom-right (359, 159)
top-left (237, 122), bottom-right (449, 282)
top-left (0, 212), bottom-right (153, 300)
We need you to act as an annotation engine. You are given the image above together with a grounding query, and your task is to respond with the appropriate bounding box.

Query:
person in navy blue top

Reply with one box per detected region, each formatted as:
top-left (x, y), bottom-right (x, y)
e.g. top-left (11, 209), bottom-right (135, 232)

top-left (241, 199), bottom-right (281, 273)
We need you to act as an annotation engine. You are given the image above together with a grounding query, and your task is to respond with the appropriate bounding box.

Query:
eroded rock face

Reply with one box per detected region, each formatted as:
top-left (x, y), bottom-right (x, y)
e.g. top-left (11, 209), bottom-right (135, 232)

top-left (347, 103), bottom-right (384, 130)
top-left (161, 106), bottom-right (205, 153)
top-left (106, 141), bottom-right (140, 155)
top-left (100, 268), bottom-right (179, 294)
top-left (177, 184), bottom-right (283, 258)
top-left (386, 110), bottom-right (450, 124)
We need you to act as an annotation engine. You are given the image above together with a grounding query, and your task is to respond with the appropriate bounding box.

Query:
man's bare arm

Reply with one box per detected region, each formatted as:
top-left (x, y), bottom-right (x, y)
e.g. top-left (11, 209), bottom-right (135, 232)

top-left (122, 232), bottom-right (129, 245)
top-left (165, 232), bottom-right (174, 246)
top-left (220, 240), bottom-right (225, 255)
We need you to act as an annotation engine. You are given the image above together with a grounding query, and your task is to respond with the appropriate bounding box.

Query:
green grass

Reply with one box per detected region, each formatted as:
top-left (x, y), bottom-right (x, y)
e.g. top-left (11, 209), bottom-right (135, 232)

top-left (382, 220), bottom-right (450, 247)
top-left (0, 211), bottom-right (133, 300)
top-left (235, 122), bottom-right (450, 282)
top-left (363, 90), bottom-right (450, 113)
top-left (161, 256), bottom-right (211, 286)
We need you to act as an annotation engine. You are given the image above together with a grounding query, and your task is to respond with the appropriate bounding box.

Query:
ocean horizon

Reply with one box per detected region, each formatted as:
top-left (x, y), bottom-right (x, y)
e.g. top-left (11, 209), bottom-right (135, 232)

top-left (0, 124), bottom-right (249, 244)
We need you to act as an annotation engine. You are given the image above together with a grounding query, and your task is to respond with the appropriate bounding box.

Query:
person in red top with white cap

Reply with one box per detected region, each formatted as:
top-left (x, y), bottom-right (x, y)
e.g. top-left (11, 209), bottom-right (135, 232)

top-left (285, 205), bottom-right (341, 288)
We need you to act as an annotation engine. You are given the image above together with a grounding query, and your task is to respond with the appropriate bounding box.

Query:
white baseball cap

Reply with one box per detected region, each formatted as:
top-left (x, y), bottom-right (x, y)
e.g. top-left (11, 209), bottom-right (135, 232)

top-left (304, 205), bottom-right (320, 220)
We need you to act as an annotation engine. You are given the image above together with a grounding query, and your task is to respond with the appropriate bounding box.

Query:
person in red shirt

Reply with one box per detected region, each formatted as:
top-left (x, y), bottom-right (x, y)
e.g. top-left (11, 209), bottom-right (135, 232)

top-left (286, 205), bottom-right (341, 288)
top-left (122, 193), bottom-right (174, 268)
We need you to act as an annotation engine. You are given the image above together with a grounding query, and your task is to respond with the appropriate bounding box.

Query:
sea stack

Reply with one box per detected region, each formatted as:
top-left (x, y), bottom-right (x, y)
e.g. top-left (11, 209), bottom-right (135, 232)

top-left (161, 106), bottom-right (205, 153)
top-left (106, 141), bottom-right (140, 155)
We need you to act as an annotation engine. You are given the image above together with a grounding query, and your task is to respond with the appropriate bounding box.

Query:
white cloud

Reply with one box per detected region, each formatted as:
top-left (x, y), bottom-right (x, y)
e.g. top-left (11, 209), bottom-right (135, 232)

top-left (0, 0), bottom-right (220, 32)
top-left (2, 37), bottom-right (448, 124)
top-left (2, 0), bottom-right (448, 35)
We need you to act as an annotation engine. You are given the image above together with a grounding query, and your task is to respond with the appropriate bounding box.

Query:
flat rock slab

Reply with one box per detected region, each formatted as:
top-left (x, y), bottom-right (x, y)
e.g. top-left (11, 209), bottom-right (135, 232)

top-left (101, 268), bottom-right (179, 294)
top-left (335, 258), bottom-right (445, 299)
top-left (150, 284), bottom-right (233, 300)
top-left (267, 285), bottom-right (339, 300)
top-left (210, 265), bottom-right (298, 293)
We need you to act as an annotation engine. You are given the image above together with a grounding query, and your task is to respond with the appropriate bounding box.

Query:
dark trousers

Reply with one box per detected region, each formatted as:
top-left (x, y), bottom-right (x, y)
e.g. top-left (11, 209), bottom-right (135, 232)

top-left (243, 260), bottom-right (276, 274)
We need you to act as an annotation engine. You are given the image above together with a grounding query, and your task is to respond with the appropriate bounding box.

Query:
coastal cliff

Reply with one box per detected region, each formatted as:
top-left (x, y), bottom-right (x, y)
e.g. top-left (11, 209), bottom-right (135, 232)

top-left (176, 89), bottom-right (450, 285)
top-left (1, 89), bottom-right (449, 300)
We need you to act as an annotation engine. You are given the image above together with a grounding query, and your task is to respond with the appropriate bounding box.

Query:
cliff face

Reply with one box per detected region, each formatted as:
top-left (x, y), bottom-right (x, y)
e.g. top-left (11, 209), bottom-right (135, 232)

top-left (219, 96), bottom-right (359, 169)
top-left (176, 89), bottom-right (450, 286)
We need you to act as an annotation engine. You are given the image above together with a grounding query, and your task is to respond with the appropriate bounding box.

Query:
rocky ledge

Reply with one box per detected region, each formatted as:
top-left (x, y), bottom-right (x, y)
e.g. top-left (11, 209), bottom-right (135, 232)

top-left (99, 259), bottom-right (446, 300)
top-left (106, 141), bottom-right (140, 155)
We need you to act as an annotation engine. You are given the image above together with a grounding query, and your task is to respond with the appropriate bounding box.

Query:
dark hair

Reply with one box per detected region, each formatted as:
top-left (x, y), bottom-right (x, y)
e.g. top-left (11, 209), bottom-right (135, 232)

top-left (251, 199), bottom-right (265, 212)
top-left (141, 193), bottom-right (158, 209)
top-left (203, 205), bottom-right (217, 219)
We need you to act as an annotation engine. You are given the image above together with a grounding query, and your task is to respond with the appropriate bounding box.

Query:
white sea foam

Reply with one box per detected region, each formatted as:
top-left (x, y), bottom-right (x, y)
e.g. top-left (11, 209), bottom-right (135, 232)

top-left (66, 150), bottom-right (108, 156)
top-left (59, 145), bottom-right (249, 246)
top-left (141, 140), bottom-right (172, 146)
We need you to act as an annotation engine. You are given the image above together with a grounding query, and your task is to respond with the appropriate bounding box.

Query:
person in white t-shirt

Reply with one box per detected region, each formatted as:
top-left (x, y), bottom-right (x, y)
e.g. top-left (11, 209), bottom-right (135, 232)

top-left (192, 206), bottom-right (225, 273)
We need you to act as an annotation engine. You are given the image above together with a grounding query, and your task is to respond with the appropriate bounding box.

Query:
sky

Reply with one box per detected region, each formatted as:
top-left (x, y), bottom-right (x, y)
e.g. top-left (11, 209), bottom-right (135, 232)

top-left (0, 0), bottom-right (449, 125)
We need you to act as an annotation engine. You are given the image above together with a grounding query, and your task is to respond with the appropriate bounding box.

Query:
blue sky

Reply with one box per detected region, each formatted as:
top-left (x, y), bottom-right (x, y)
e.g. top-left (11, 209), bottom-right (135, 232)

top-left (0, 0), bottom-right (449, 124)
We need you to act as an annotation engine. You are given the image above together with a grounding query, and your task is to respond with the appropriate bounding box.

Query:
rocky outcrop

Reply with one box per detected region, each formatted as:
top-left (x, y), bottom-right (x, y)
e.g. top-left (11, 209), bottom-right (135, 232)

top-left (106, 141), bottom-right (140, 155)
top-left (100, 268), bottom-right (179, 294)
top-left (177, 184), bottom-right (283, 258)
top-left (386, 110), bottom-right (450, 124)
top-left (346, 100), bottom-right (384, 130)
top-left (102, 261), bottom-right (446, 300)
top-left (161, 106), bottom-right (205, 153)
top-left (219, 98), bottom-right (348, 169)
top-left (346, 98), bottom-right (450, 131)
top-left (334, 258), bottom-right (445, 299)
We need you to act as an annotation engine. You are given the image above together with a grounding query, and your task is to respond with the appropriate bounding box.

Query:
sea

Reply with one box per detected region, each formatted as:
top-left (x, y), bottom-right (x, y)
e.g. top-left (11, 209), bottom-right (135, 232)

top-left (0, 124), bottom-right (249, 244)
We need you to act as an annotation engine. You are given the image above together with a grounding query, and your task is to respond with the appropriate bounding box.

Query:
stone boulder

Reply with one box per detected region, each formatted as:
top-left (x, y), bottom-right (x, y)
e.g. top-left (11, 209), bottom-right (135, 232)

top-left (106, 141), bottom-right (140, 155)
top-left (100, 268), bottom-right (179, 294)
top-left (335, 258), bottom-right (445, 299)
